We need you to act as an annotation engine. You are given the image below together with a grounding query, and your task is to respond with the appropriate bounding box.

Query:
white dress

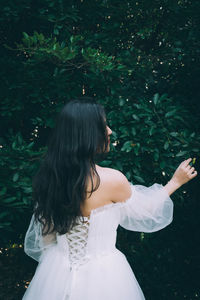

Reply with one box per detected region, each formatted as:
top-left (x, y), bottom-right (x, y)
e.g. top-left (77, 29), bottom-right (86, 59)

top-left (22, 182), bottom-right (173, 300)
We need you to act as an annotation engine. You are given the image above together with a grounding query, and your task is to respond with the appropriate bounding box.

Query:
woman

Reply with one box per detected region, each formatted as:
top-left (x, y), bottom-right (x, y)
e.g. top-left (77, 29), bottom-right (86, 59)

top-left (22, 98), bottom-right (197, 300)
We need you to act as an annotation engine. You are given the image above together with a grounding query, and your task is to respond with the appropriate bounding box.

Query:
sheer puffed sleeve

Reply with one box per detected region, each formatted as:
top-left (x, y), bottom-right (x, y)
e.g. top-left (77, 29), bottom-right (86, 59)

top-left (24, 214), bottom-right (57, 262)
top-left (119, 183), bottom-right (174, 232)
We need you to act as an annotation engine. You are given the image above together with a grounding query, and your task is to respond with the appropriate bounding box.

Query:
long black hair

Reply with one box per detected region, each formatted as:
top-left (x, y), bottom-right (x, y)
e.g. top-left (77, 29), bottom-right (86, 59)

top-left (32, 98), bottom-right (108, 235)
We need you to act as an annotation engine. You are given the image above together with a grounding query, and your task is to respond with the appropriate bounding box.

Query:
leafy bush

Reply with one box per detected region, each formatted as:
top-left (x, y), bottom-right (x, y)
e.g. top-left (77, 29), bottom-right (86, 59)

top-left (1, 1), bottom-right (200, 299)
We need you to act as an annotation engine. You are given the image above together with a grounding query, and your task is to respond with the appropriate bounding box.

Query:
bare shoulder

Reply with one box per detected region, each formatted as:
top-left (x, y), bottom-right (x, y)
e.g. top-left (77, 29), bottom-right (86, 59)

top-left (97, 166), bottom-right (132, 203)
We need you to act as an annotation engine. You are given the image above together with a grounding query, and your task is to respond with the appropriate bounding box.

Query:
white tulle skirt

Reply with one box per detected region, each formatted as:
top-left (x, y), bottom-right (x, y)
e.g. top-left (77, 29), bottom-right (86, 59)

top-left (22, 182), bottom-right (174, 300)
top-left (22, 245), bottom-right (145, 300)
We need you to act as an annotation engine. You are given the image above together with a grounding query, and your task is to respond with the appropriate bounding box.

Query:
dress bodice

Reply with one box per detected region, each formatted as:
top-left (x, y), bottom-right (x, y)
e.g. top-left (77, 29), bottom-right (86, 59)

top-left (62, 203), bottom-right (121, 269)
top-left (24, 182), bottom-right (174, 266)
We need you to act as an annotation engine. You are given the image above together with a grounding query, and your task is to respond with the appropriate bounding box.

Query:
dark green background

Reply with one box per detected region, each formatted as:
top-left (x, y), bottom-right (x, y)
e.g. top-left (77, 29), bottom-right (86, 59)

top-left (0, 0), bottom-right (200, 299)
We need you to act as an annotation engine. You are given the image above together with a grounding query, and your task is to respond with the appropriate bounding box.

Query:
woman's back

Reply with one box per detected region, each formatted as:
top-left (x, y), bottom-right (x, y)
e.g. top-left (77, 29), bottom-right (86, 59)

top-left (80, 165), bottom-right (132, 217)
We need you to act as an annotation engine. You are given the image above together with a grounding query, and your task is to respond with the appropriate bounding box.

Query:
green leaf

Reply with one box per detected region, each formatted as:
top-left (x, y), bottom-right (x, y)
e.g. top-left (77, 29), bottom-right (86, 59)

top-left (149, 126), bottom-right (155, 136)
top-left (27, 141), bottom-right (34, 149)
top-left (154, 151), bottom-right (159, 161)
top-left (131, 127), bottom-right (136, 136)
top-left (176, 151), bottom-right (188, 157)
top-left (133, 175), bottom-right (145, 184)
top-left (3, 197), bottom-right (16, 203)
top-left (164, 141), bottom-right (169, 150)
top-left (12, 141), bottom-right (16, 149)
top-left (132, 114), bottom-right (140, 121)
top-left (165, 109), bottom-right (177, 118)
top-left (121, 141), bottom-right (133, 152)
top-left (119, 98), bottom-right (124, 106)
top-left (17, 134), bottom-right (23, 145)
top-left (54, 28), bottom-right (59, 35)
top-left (170, 132), bottom-right (178, 137)
top-left (160, 161), bottom-right (166, 169)
top-left (13, 173), bottom-right (19, 182)
top-left (153, 93), bottom-right (159, 105)
top-left (159, 94), bottom-right (168, 101)
top-left (133, 143), bottom-right (140, 155)
top-left (22, 32), bottom-right (29, 39)
top-left (126, 171), bottom-right (131, 179)
top-left (23, 187), bottom-right (32, 194)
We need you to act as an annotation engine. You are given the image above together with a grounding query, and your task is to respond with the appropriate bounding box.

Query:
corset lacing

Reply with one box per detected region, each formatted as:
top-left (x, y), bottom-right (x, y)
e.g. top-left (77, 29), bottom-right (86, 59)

top-left (66, 217), bottom-right (90, 269)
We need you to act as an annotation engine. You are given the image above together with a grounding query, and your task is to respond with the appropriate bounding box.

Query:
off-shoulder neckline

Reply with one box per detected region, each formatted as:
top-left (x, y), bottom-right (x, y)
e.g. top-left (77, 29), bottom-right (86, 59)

top-left (80, 183), bottom-right (134, 220)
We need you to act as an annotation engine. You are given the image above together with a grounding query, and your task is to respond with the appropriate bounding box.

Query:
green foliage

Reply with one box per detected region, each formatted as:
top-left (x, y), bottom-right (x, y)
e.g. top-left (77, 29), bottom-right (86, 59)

top-left (0, 0), bottom-right (200, 298)
top-left (0, 132), bottom-right (42, 239)
top-left (103, 93), bottom-right (200, 189)
top-left (15, 32), bottom-right (82, 63)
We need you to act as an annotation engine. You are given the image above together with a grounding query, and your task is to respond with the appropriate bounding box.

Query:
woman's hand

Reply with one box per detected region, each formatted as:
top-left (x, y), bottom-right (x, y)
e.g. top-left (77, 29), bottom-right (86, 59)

top-left (171, 158), bottom-right (198, 187)
top-left (164, 158), bottom-right (198, 196)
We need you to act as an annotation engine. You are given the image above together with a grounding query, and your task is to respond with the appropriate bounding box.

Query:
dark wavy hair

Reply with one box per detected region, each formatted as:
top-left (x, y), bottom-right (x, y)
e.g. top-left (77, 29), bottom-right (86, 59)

top-left (32, 98), bottom-right (108, 235)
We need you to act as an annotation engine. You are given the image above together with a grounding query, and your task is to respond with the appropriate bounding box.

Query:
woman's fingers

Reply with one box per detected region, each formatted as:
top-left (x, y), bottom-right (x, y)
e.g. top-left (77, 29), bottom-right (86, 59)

top-left (185, 164), bottom-right (192, 171)
top-left (189, 170), bottom-right (198, 178)
top-left (187, 166), bottom-right (197, 179)
top-left (172, 157), bottom-right (197, 185)
top-left (182, 158), bottom-right (192, 166)
top-left (179, 158), bottom-right (192, 168)
top-left (187, 167), bottom-right (195, 174)
top-left (183, 158), bottom-right (197, 174)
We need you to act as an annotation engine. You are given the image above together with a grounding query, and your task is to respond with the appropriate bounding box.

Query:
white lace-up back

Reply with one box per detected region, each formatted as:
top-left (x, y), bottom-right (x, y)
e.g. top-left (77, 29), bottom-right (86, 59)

top-left (66, 217), bottom-right (90, 268)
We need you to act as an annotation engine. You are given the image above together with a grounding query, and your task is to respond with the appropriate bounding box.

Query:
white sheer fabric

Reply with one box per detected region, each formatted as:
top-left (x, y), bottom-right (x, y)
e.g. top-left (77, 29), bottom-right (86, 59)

top-left (23, 182), bottom-right (173, 300)
top-left (120, 183), bottom-right (173, 232)
top-left (24, 214), bottom-right (57, 262)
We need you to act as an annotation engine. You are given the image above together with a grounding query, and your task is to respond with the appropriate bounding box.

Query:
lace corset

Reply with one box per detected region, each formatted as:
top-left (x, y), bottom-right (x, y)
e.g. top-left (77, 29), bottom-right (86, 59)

top-left (66, 217), bottom-right (90, 268)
